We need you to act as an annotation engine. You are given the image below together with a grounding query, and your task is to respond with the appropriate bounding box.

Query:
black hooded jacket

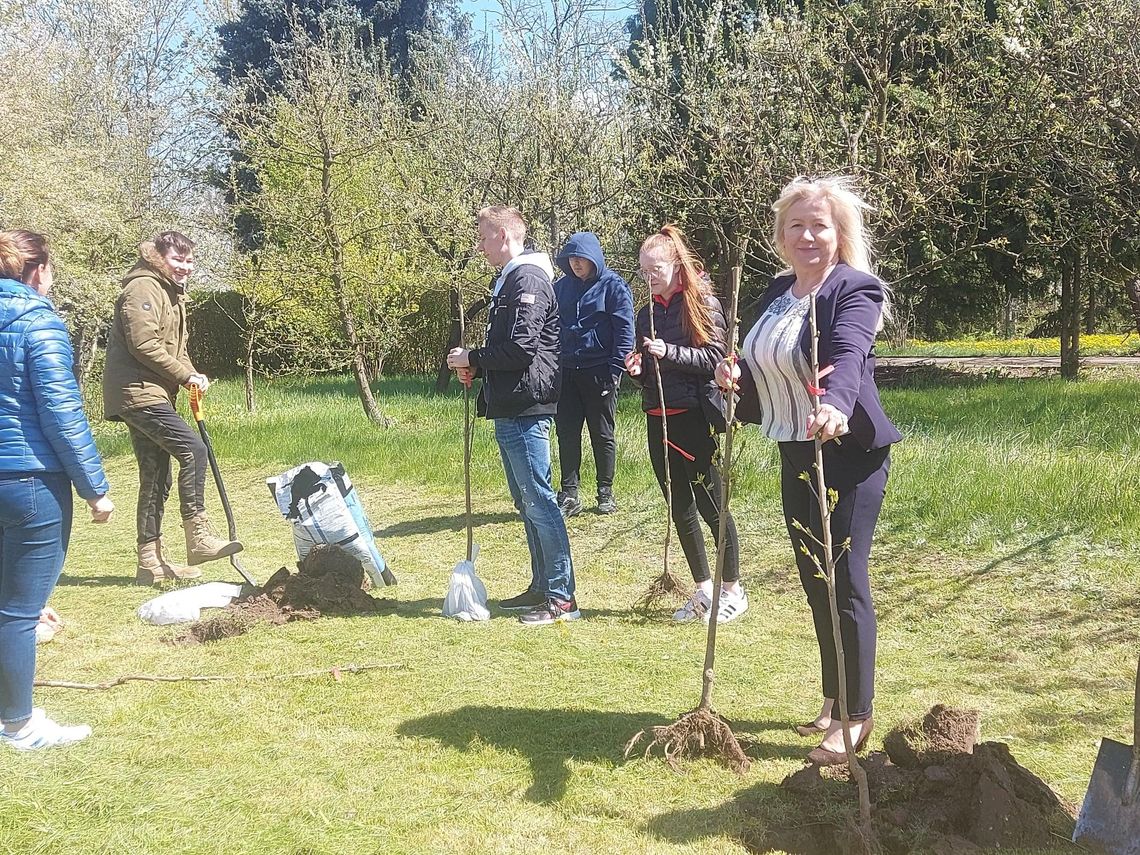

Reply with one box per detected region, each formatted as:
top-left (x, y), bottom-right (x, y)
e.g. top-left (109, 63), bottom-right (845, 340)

top-left (469, 252), bottom-right (561, 419)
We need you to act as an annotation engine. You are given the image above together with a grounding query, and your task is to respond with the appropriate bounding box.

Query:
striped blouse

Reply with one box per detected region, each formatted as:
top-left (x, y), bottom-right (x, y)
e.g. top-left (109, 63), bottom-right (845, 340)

top-left (742, 287), bottom-right (814, 442)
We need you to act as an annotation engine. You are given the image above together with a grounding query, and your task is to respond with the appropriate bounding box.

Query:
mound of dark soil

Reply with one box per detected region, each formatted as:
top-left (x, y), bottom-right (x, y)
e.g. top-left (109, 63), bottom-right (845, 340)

top-left (170, 545), bottom-right (391, 644)
top-left (743, 706), bottom-right (1078, 855)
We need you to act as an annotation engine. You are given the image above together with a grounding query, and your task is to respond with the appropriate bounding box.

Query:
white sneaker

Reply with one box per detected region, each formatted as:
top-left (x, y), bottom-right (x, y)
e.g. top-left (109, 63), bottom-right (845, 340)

top-left (1, 709), bottom-right (91, 750)
top-left (672, 589), bottom-right (711, 623)
top-left (705, 588), bottom-right (749, 624)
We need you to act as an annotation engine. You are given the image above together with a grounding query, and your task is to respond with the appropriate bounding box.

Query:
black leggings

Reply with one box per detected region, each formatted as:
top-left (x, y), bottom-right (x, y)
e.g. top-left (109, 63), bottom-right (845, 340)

top-left (555, 367), bottom-right (617, 494)
top-left (779, 439), bottom-right (890, 721)
top-left (120, 403), bottom-right (208, 544)
top-left (646, 409), bottom-right (739, 584)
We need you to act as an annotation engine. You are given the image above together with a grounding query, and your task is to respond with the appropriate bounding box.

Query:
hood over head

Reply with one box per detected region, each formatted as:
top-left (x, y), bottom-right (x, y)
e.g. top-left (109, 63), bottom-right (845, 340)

top-left (123, 241), bottom-right (180, 291)
top-left (555, 232), bottom-right (608, 281)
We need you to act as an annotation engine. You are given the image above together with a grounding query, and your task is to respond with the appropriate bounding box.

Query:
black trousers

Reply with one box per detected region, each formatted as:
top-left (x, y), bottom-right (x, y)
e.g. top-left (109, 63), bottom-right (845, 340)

top-left (779, 439), bottom-right (890, 721)
top-left (647, 409), bottom-right (740, 584)
top-left (120, 404), bottom-right (208, 544)
top-left (555, 367), bottom-right (617, 495)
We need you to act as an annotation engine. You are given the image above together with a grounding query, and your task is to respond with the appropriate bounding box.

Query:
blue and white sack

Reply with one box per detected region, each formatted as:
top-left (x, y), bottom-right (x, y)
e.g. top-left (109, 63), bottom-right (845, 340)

top-left (268, 461), bottom-right (397, 588)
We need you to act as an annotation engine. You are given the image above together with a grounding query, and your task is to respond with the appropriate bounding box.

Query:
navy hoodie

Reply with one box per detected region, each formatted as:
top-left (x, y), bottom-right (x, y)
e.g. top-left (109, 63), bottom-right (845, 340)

top-left (553, 232), bottom-right (634, 379)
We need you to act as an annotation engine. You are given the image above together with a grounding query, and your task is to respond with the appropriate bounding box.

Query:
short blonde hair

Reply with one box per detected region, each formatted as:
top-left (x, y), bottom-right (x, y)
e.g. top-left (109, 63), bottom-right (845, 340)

top-left (772, 176), bottom-right (891, 326)
top-left (772, 176), bottom-right (873, 274)
top-left (477, 205), bottom-right (527, 242)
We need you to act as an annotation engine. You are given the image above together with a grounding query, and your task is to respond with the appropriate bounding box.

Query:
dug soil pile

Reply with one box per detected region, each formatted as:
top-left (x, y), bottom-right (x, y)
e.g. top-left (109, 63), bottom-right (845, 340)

top-left (170, 545), bottom-right (392, 645)
top-left (743, 705), bottom-right (1078, 854)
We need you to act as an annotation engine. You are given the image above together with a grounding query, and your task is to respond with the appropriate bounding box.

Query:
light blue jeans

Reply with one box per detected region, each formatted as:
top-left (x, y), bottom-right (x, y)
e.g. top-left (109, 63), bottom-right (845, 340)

top-left (0, 472), bottom-right (72, 725)
top-left (494, 416), bottom-right (575, 602)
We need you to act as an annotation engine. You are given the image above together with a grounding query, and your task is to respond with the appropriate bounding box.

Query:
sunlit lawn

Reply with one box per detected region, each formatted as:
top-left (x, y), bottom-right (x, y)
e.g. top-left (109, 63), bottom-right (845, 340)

top-left (1, 372), bottom-right (1136, 854)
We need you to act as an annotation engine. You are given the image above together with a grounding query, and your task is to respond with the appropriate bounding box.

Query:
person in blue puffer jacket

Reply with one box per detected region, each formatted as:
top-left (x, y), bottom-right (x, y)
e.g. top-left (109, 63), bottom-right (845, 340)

top-left (0, 230), bottom-right (113, 751)
top-left (552, 232), bottom-right (634, 517)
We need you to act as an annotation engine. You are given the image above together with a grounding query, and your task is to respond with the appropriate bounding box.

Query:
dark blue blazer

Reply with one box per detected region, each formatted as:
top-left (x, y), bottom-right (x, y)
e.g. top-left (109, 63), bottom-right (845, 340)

top-left (736, 263), bottom-right (902, 451)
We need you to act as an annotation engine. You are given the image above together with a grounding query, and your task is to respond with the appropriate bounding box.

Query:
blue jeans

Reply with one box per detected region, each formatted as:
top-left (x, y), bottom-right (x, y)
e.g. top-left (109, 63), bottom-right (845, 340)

top-left (0, 472), bottom-right (72, 724)
top-left (494, 416), bottom-right (575, 602)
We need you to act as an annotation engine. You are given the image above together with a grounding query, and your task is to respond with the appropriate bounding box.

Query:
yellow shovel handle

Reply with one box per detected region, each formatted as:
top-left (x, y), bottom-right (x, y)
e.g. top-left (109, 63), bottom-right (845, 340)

top-left (188, 384), bottom-right (204, 422)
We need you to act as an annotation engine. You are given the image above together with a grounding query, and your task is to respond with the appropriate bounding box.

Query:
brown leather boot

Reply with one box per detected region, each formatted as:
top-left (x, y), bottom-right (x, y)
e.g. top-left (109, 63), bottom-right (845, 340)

top-left (157, 537), bottom-right (201, 581)
top-left (183, 514), bottom-right (243, 566)
top-left (135, 540), bottom-right (202, 586)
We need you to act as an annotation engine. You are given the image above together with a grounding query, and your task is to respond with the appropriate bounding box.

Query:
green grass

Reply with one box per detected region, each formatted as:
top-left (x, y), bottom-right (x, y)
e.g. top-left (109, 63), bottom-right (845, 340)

top-left (2, 373), bottom-right (1137, 853)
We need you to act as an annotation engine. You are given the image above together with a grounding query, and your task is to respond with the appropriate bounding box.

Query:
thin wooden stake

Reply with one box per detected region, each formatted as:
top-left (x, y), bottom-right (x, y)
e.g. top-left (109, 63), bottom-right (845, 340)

top-left (807, 293), bottom-right (874, 839)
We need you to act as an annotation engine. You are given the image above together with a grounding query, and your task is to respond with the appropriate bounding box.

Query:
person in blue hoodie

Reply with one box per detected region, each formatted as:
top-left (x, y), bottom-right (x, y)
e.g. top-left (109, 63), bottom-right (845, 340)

top-left (0, 230), bottom-right (113, 750)
top-left (552, 232), bottom-right (634, 517)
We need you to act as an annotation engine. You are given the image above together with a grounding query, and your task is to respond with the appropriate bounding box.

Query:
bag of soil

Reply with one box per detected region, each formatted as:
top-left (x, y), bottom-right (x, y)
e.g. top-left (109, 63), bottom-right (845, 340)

top-left (443, 546), bottom-right (489, 621)
top-left (268, 461), bottom-right (397, 588)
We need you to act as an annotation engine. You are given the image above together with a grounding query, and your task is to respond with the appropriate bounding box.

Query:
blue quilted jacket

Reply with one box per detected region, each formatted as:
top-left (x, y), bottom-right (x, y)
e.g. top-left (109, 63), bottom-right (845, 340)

top-left (0, 278), bottom-right (109, 500)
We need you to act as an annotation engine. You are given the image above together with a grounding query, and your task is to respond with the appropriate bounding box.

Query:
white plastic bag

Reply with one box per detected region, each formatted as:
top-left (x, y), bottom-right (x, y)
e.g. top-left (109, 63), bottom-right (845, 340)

top-left (137, 582), bottom-right (244, 626)
top-left (442, 546), bottom-right (489, 622)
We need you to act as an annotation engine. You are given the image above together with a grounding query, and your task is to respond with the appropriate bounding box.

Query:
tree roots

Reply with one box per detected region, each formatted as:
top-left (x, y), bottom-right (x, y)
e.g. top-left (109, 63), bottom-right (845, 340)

top-left (631, 569), bottom-right (692, 613)
top-left (624, 705), bottom-right (751, 773)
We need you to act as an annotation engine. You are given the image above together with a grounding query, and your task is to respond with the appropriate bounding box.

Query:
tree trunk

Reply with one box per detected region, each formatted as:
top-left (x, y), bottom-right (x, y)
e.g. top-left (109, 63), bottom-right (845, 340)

top-left (1126, 275), bottom-right (1140, 334)
top-left (434, 289), bottom-right (490, 394)
top-left (244, 327), bottom-right (256, 414)
top-left (320, 151), bottom-right (387, 425)
top-left (1084, 267), bottom-right (1097, 335)
top-left (1059, 247), bottom-right (1081, 380)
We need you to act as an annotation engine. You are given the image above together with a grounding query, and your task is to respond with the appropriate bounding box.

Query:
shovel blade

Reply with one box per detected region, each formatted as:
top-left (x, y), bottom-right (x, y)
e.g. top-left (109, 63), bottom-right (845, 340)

top-left (1074, 737), bottom-right (1140, 855)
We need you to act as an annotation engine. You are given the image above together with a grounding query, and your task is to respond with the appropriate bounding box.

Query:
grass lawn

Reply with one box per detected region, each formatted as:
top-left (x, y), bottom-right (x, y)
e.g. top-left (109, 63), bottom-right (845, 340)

top-left (1, 373), bottom-right (1138, 854)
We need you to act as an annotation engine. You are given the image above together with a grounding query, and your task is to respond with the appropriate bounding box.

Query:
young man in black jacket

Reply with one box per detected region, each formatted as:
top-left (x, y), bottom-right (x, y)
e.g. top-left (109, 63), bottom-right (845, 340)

top-left (447, 206), bottom-right (579, 625)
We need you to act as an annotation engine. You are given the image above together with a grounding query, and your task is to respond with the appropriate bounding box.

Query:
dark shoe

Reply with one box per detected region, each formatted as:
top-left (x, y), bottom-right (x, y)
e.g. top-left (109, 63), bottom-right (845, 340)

top-left (499, 589), bottom-right (547, 611)
top-left (806, 718), bottom-right (873, 766)
top-left (557, 491), bottom-right (583, 519)
top-left (596, 487), bottom-right (617, 515)
top-left (519, 598), bottom-right (582, 626)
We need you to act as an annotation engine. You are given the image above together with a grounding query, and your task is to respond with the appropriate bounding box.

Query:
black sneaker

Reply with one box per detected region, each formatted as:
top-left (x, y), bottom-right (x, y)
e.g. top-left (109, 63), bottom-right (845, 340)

top-left (557, 491), bottom-right (583, 519)
top-left (596, 487), bottom-right (617, 515)
top-left (519, 597), bottom-right (582, 626)
top-left (499, 589), bottom-right (547, 611)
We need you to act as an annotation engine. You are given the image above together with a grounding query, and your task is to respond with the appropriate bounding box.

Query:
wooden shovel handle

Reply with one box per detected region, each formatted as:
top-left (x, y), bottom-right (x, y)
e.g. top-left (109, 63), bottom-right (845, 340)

top-left (1125, 654), bottom-right (1140, 805)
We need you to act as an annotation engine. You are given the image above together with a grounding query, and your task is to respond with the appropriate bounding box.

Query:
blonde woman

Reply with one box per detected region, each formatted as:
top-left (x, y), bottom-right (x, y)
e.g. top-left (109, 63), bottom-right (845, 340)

top-left (718, 177), bottom-right (901, 764)
top-left (626, 225), bottom-right (745, 624)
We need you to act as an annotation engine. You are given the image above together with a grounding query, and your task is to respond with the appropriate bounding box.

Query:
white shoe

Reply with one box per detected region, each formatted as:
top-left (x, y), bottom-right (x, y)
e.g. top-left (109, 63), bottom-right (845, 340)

top-left (672, 589), bottom-right (711, 623)
top-left (1, 709), bottom-right (91, 750)
top-left (705, 588), bottom-right (749, 624)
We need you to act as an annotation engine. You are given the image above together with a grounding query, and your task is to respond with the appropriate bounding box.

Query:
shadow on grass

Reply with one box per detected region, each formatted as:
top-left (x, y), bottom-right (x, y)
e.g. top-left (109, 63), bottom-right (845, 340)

top-left (876, 530), bottom-right (1070, 623)
top-left (397, 705), bottom-right (807, 804)
top-left (57, 572), bottom-right (140, 587)
top-left (389, 596), bottom-right (655, 621)
top-left (375, 511), bottom-right (519, 537)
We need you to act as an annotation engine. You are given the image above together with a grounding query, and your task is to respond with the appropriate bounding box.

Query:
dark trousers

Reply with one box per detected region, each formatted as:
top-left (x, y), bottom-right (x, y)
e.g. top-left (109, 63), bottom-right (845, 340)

top-left (120, 403), bottom-right (207, 545)
top-left (0, 472), bottom-right (71, 723)
top-left (779, 439), bottom-right (890, 721)
top-left (647, 409), bottom-right (740, 584)
top-left (555, 367), bottom-right (617, 495)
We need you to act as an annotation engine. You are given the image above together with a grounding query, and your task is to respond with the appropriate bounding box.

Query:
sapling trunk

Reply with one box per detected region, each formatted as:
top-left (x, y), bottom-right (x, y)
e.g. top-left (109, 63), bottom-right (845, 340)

top-left (806, 293), bottom-right (874, 839)
top-left (625, 267), bottom-right (748, 773)
top-left (700, 266), bottom-right (741, 709)
top-left (633, 291), bottom-right (691, 609)
top-left (458, 286), bottom-right (473, 563)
